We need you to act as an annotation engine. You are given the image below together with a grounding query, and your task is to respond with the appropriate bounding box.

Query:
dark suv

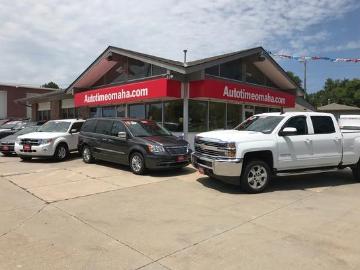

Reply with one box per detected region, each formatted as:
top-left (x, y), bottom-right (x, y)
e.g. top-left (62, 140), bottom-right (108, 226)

top-left (78, 118), bottom-right (191, 174)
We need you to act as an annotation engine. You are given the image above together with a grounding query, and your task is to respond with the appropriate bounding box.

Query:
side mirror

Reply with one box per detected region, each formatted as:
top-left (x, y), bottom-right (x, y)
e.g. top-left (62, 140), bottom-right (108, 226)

top-left (70, 129), bottom-right (78, 133)
top-left (117, 131), bottom-right (127, 140)
top-left (280, 127), bottom-right (297, 136)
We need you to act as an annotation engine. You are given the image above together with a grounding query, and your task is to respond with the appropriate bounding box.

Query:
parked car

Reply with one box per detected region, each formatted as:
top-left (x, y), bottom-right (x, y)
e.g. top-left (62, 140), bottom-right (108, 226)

top-left (0, 120), bottom-right (40, 139)
top-left (338, 115), bottom-right (360, 131)
top-left (192, 112), bottom-right (360, 193)
top-left (14, 119), bottom-right (85, 161)
top-left (78, 118), bottom-right (191, 174)
top-left (0, 125), bottom-right (40, 156)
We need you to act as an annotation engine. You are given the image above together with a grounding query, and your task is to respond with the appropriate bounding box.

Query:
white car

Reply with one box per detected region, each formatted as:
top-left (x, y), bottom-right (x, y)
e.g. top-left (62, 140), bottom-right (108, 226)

top-left (192, 112), bottom-right (360, 193)
top-left (15, 119), bottom-right (85, 161)
top-left (339, 115), bottom-right (360, 131)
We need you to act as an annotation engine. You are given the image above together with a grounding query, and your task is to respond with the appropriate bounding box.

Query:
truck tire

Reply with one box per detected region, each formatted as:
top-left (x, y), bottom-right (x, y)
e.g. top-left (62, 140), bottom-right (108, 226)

top-left (352, 161), bottom-right (360, 181)
top-left (240, 160), bottom-right (271, 193)
top-left (20, 156), bottom-right (32, 161)
top-left (130, 152), bottom-right (146, 175)
top-left (82, 145), bottom-right (94, 163)
top-left (54, 143), bottom-right (69, 161)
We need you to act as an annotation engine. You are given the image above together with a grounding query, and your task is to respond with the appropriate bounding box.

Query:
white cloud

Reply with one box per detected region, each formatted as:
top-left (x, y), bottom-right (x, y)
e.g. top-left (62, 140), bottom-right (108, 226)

top-left (0, 0), bottom-right (357, 87)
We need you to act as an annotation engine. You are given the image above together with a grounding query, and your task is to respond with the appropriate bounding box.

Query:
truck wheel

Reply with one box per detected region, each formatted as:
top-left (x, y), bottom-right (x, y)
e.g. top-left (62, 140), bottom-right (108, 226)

top-left (82, 145), bottom-right (94, 164)
top-left (54, 143), bottom-right (69, 161)
top-left (352, 161), bottom-right (360, 181)
top-left (130, 152), bottom-right (146, 175)
top-left (20, 156), bottom-right (32, 161)
top-left (240, 160), bottom-right (271, 193)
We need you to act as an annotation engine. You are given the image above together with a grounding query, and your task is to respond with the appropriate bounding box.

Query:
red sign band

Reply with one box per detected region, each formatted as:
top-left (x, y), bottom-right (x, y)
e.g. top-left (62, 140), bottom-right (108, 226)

top-left (74, 78), bottom-right (181, 107)
top-left (190, 79), bottom-right (295, 107)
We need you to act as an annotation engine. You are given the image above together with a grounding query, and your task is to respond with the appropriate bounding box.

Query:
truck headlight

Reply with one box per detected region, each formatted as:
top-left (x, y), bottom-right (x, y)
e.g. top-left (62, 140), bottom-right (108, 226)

top-left (226, 142), bottom-right (236, 158)
top-left (148, 144), bottom-right (165, 153)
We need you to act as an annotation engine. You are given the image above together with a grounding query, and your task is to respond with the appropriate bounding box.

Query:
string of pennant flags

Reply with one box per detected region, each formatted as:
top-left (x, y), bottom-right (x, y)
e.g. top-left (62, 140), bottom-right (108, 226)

top-left (267, 51), bottom-right (360, 63)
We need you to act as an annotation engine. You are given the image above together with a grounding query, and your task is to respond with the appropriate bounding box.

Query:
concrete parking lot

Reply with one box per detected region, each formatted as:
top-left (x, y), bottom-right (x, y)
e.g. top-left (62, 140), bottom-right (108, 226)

top-left (1, 154), bottom-right (360, 270)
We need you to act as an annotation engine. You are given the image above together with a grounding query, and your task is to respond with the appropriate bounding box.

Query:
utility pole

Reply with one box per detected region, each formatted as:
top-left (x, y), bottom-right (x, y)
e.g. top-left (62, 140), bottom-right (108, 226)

top-left (303, 59), bottom-right (307, 92)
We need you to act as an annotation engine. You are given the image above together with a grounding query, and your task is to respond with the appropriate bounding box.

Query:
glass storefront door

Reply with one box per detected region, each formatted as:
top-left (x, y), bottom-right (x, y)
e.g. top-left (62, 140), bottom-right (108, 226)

top-left (244, 105), bottom-right (254, 120)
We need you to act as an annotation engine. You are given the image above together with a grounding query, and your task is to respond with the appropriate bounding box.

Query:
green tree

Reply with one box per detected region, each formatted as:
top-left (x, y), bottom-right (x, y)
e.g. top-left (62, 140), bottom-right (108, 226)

top-left (286, 71), bottom-right (302, 88)
top-left (42, 81), bottom-right (59, 89)
top-left (307, 78), bottom-right (360, 107)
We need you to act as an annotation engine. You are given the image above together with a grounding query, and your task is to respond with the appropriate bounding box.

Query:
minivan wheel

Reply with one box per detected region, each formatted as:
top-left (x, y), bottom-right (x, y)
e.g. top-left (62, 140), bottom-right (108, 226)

top-left (82, 145), bottom-right (94, 164)
top-left (54, 144), bottom-right (69, 161)
top-left (352, 161), bottom-right (360, 181)
top-left (130, 152), bottom-right (146, 175)
top-left (240, 160), bottom-right (271, 193)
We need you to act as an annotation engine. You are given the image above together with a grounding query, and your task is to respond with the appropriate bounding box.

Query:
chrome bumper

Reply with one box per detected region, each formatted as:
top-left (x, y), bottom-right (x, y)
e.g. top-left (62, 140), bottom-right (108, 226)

top-left (191, 152), bottom-right (243, 177)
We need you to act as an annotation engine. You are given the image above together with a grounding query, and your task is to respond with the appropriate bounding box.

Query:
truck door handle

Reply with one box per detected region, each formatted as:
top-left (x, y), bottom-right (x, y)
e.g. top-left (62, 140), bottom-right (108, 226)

top-left (305, 139), bottom-right (312, 144)
top-left (101, 138), bottom-right (108, 142)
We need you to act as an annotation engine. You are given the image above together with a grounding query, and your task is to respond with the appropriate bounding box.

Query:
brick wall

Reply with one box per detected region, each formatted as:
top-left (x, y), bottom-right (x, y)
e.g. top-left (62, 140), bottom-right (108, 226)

top-left (0, 85), bottom-right (55, 119)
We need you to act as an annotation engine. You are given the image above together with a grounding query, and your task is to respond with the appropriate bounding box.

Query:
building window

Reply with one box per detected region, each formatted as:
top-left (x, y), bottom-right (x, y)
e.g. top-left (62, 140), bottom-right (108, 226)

top-left (128, 58), bottom-right (151, 81)
top-left (146, 102), bottom-right (162, 122)
top-left (220, 59), bottom-right (242, 81)
top-left (209, 102), bottom-right (226, 130)
top-left (205, 65), bottom-right (220, 76)
top-left (62, 108), bottom-right (80, 119)
top-left (255, 106), bottom-right (269, 114)
top-left (164, 100), bottom-right (183, 132)
top-left (189, 100), bottom-right (208, 132)
top-left (128, 103), bottom-right (146, 119)
top-left (117, 105), bottom-right (126, 117)
top-left (151, 65), bottom-right (167, 76)
top-left (227, 103), bottom-right (243, 129)
top-left (90, 107), bottom-right (102, 118)
top-left (246, 62), bottom-right (266, 85)
top-left (102, 106), bottom-right (116, 117)
top-left (37, 110), bottom-right (50, 121)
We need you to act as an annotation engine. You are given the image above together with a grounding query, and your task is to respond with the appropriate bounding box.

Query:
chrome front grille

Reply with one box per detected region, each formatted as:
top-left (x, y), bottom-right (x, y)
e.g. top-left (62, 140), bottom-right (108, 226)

top-left (194, 137), bottom-right (234, 158)
top-left (166, 146), bottom-right (188, 155)
top-left (20, 139), bottom-right (40, 146)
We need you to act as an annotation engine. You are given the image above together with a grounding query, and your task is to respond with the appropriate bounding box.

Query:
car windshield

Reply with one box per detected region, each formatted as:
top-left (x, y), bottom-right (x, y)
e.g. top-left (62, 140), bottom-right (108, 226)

top-left (235, 115), bottom-right (284, 134)
top-left (0, 122), bottom-right (20, 129)
top-left (38, 121), bottom-right (71, 133)
top-left (124, 120), bottom-right (172, 137)
top-left (15, 126), bottom-right (39, 135)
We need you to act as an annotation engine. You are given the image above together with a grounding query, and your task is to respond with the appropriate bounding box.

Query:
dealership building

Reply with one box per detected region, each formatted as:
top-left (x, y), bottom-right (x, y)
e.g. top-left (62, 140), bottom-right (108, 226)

top-left (18, 46), bottom-right (303, 142)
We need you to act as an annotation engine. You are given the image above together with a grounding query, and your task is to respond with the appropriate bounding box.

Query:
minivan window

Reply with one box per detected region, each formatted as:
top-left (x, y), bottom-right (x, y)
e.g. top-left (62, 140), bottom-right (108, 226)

top-left (81, 119), bottom-right (96, 133)
top-left (311, 116), bottom-right (335, 134)
top-left (124, 120), bottom-right (171, 137)
top-left (95, 120), bottom-right (113, 135)
top-left (111, 121), bottom-right (126, 136)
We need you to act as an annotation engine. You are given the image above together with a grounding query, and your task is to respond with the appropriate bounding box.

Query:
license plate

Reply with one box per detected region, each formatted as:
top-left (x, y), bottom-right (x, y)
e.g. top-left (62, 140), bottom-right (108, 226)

top-left (177, 155), bottom-right (185, 162)
top-left (2, 146), bottom-right (9, 151)
top-left (198, 167), bottom-right (205, 174)
top-left (23, 144), bottom-right (31, 151)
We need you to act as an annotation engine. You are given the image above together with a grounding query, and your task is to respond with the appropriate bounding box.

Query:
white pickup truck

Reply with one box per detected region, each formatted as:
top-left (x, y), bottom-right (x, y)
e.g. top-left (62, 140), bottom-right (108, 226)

top-left (15, 119), bottom-right (84, 161)
top-left (191, 112), bottom-right (360, 193)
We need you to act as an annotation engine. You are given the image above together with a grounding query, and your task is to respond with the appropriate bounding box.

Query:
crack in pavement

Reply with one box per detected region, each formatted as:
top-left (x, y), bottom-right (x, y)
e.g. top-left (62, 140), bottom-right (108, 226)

top-left (0, 204), bottom-right (48, 240)
top-left (52, 205), bottom-right (172, 270)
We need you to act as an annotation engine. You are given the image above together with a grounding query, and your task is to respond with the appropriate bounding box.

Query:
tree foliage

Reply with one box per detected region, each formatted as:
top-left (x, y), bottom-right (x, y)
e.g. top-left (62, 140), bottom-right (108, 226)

top-left (42, 81), bottom-right (59, 89)
top-left (286, 71), bottom-right (302, 88)
top-left (307, 78), bottom-right (360, 108)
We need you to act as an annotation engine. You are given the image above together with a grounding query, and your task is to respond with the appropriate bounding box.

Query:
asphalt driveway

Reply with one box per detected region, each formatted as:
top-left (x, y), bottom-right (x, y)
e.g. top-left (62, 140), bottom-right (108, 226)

top-left (0, 154), bottom-right (360, 270)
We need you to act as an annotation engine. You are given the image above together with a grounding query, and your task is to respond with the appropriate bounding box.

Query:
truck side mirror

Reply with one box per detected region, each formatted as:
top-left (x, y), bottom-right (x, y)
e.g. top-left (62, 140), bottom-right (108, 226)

top-left (280, 127), bottom-right (297, 136)
top-left (117, 131), bottom-right (127, 140)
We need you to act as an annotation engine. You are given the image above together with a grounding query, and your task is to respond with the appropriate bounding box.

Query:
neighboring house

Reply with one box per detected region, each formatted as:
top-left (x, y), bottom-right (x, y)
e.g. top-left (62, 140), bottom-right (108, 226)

top-left (317, 103), bottom-right (360, 119)
top-left (284, 96), bottom-right (315, 112)
top-left (0, 83), bottom-right (56, 120)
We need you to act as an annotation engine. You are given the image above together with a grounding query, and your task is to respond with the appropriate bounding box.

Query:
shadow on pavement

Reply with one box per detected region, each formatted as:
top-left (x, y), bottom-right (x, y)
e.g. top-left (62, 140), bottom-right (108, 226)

top-left (197, 169), bottom-right (357, 194)
top-left (19, 152), bottom-right (81, 163)
top-left (79, 159), bottom-right (197, 177)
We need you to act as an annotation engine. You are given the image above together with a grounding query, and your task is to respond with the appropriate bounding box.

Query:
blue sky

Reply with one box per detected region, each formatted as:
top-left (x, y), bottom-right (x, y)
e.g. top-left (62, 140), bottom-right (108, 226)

top-left (0, 0), bottom-right (359, 94)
